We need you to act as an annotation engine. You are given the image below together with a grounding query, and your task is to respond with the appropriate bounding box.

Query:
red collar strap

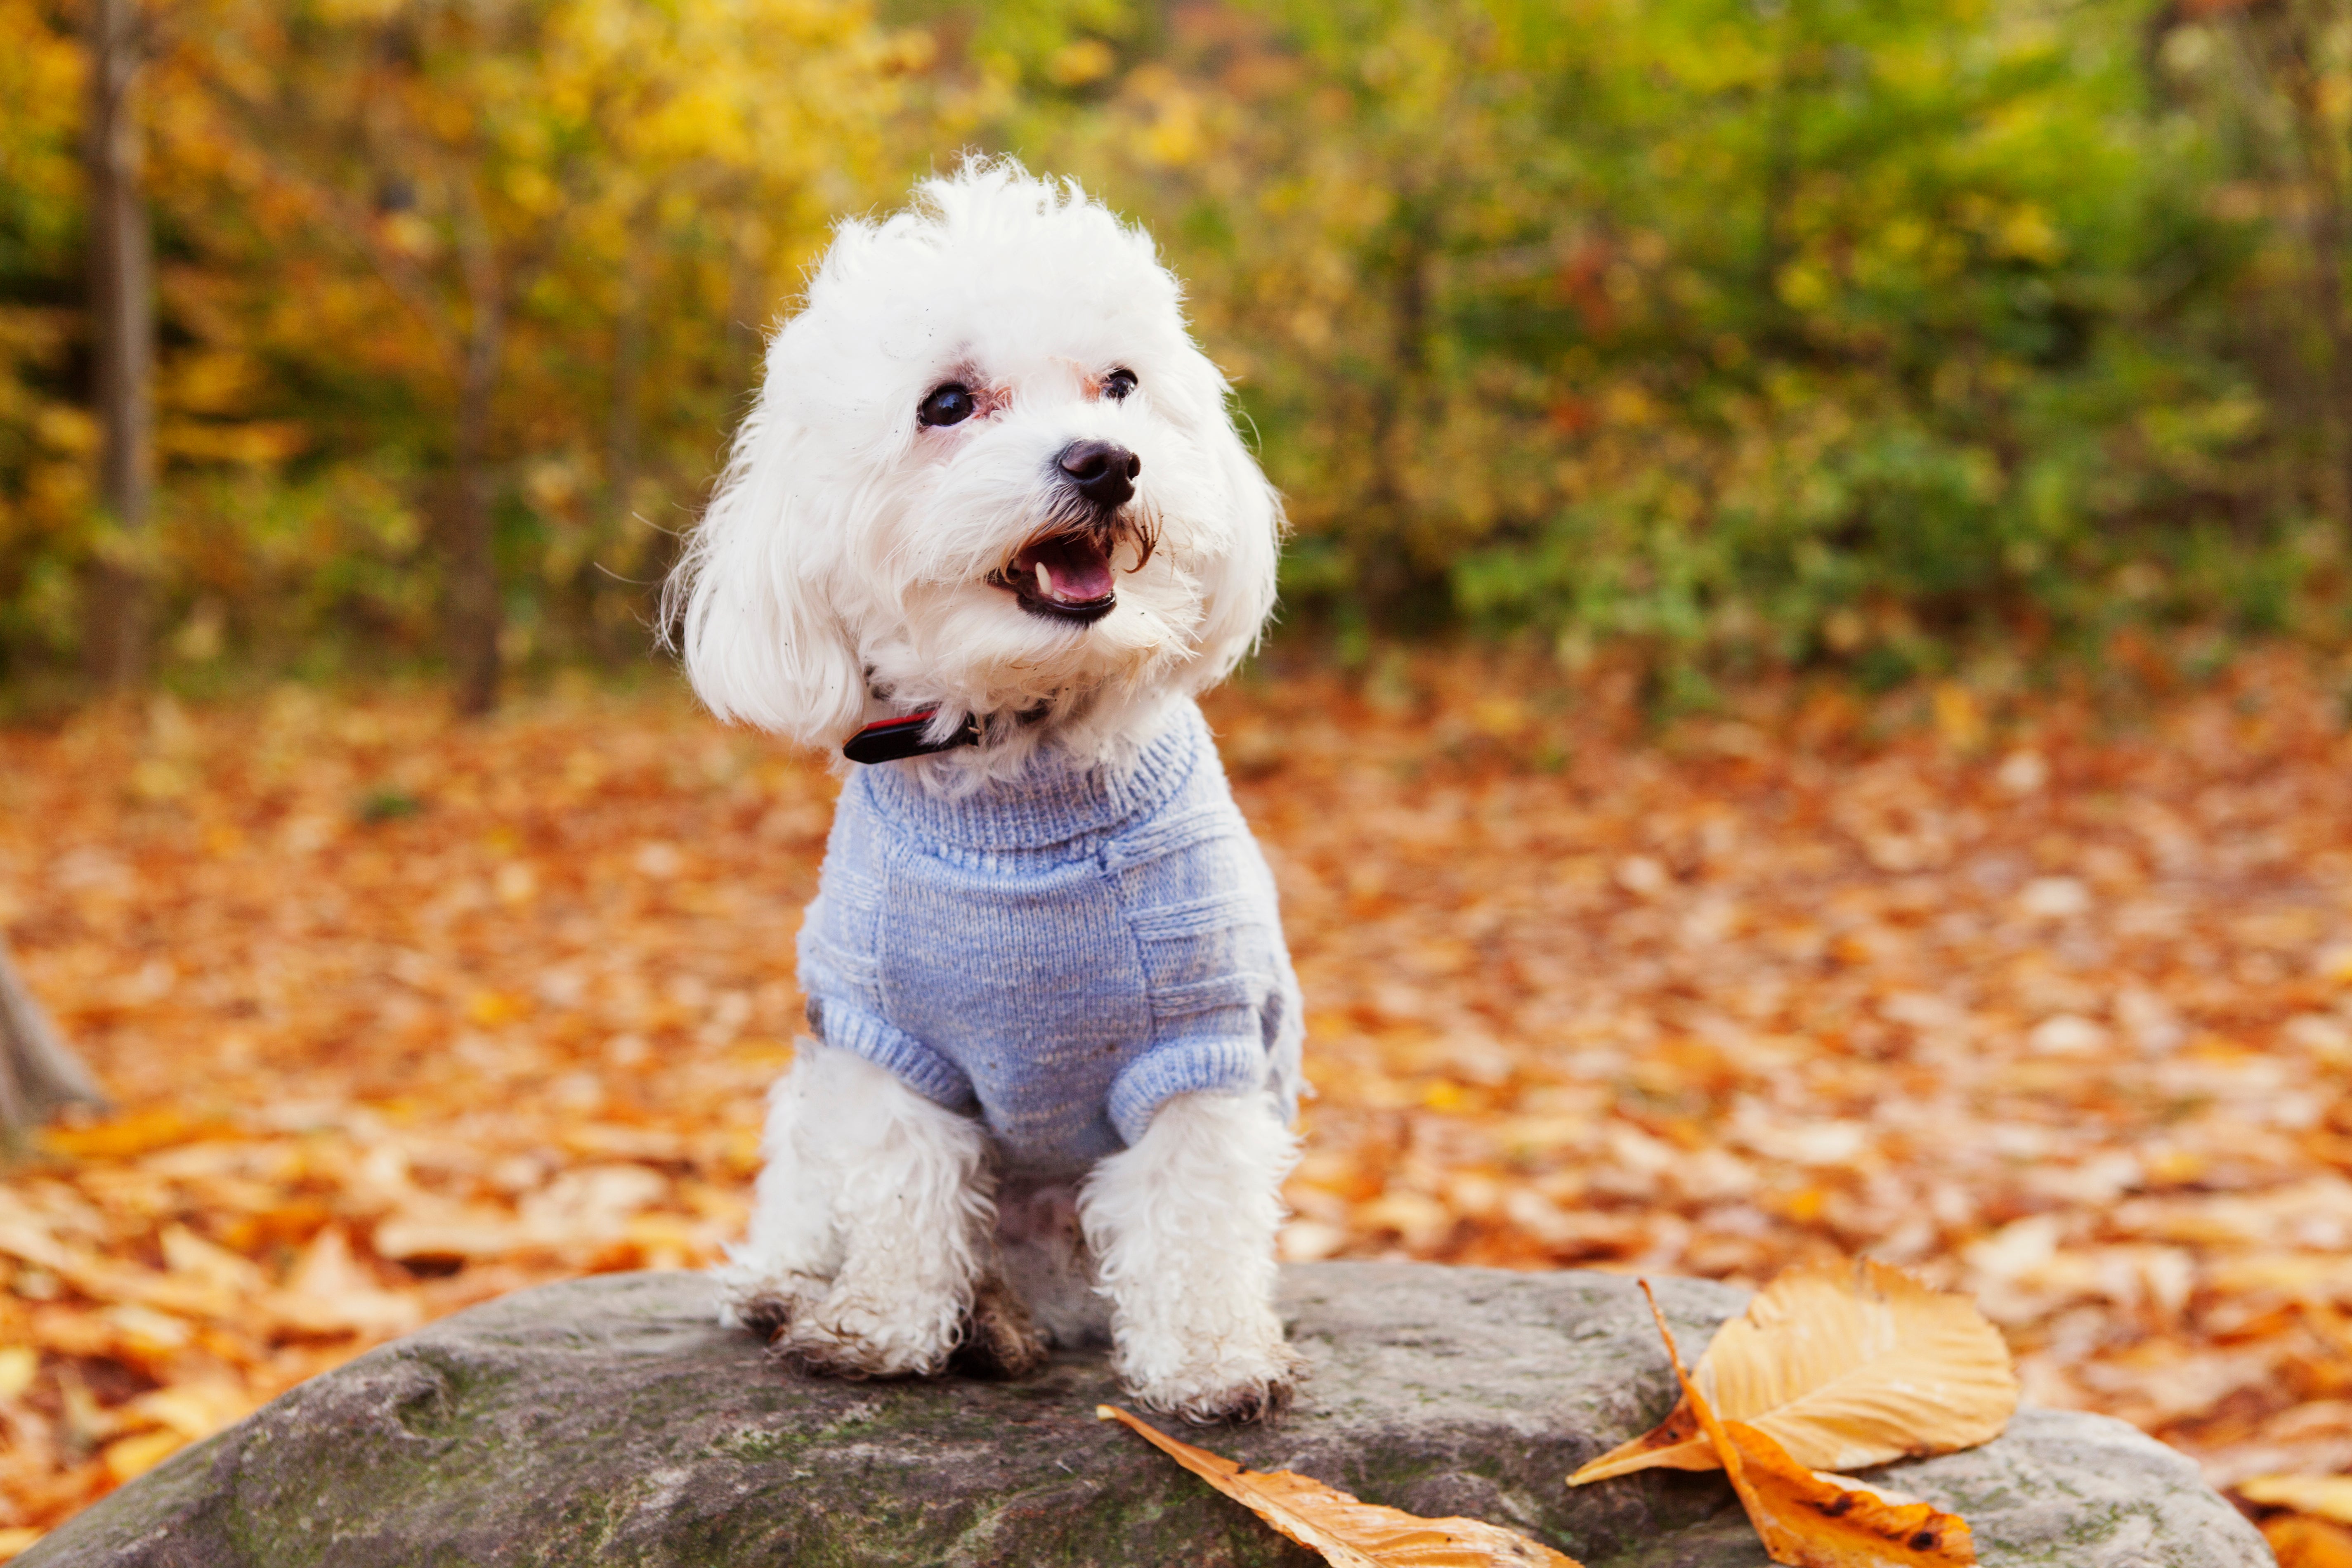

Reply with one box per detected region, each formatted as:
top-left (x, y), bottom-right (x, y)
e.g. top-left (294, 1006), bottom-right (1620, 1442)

top-left (842, 708), bottom-right (982, 765)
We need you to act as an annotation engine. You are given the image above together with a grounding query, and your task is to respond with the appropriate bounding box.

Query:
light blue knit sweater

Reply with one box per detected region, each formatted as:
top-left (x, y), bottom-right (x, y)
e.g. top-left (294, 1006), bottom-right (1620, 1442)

top-left (799, 700), bottom-right (1304, 1173)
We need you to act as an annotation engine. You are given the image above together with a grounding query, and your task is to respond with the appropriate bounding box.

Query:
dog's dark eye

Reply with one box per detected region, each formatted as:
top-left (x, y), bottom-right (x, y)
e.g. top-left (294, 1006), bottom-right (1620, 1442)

top-left (1103, 368), bottom-right (1138, 401)
top-left (919, 383), bottom-right (976, 427)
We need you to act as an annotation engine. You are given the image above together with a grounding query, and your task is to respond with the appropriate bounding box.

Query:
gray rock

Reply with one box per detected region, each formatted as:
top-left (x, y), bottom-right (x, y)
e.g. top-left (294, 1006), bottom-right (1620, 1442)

top-left (22, 1263), bottom-right (2271, 1567)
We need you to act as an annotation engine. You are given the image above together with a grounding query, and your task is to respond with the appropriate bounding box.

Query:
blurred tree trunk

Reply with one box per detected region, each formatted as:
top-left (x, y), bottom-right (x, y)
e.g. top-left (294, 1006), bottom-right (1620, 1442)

top-left (0, 942), bottom-right (105, 1144)
top-left (1755, 26), bottom-right (1802, 355)
top-left (1358, 208), bottom-right (1431, 633)
top-left (83, 0), bottom-right (154, 690)
top-left (605, 236), bottom-right (647, 528)
top-left (2268, 2), bottom-right (2352, 526)
top-left (445, 184), bottom-right (507, 718)
top-left (2212, 0), bottom-right (2352, 524)
top-left (593, 231), bottom-right (649, 661)
top-left (607, 231), bottom-right (648, 520)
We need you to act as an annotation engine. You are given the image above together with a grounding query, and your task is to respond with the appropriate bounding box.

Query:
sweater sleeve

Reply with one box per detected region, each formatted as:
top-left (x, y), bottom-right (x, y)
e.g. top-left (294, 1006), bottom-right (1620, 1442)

top-left (1104, 798), bottom-right (1299, 1146)
top-left (797, 777), bottom-right (978, 1113)
top-left (1262, 909), bottom-right (1307, 1126)
top-left (1106, 1030), bottom-right (1273, 1146)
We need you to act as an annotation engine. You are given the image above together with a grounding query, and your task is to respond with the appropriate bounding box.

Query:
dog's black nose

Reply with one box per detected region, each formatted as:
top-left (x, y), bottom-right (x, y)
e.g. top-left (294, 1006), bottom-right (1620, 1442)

top-left (1058, 440), bottom-right (1141, 508)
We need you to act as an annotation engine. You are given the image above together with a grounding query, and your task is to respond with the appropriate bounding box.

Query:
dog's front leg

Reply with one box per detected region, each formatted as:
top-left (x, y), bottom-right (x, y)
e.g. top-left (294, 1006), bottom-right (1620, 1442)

top-left (713, 1043), bottom-right (855, 1338)
top-left (1081, 1089), bottom-right (1301, 1423)
top-left (730, 1046), bottom-right (993, 1377)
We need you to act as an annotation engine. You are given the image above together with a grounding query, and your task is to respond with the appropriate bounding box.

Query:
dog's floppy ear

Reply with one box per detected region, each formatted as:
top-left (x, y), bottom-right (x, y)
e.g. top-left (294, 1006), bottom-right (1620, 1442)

top-left (664, 396), bottom-right (867, 749)
top-left (1181, 385), bottom-right (1285, 689)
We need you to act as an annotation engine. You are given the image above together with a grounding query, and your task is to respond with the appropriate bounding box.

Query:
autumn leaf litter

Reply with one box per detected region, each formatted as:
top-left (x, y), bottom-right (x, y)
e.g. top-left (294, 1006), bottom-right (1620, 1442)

top-left (1, 648), bottom-right (2350, 1550)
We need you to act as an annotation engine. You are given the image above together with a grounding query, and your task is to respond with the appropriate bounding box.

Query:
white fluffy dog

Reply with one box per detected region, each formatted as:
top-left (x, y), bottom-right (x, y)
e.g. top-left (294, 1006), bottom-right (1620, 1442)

top-left (664, 160), bottom-right (1306, 1423)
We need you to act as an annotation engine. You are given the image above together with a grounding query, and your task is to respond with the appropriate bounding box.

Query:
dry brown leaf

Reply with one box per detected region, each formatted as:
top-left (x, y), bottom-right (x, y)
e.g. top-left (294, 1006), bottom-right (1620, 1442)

top-left (2243, 1476), bottom-right (2352, 1524)
top-left (1096, 1404), bottom-right (1581, 1567)
top-left (1572, 1261), bottom-right (2017, 1483)
top-left (1636, 1284), bottom-right (1976, 1568)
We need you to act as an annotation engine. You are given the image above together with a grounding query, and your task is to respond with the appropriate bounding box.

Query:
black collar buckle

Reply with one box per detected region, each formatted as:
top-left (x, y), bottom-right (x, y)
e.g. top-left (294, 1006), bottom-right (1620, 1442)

top-left (842, 708), bottom-right (982, 765)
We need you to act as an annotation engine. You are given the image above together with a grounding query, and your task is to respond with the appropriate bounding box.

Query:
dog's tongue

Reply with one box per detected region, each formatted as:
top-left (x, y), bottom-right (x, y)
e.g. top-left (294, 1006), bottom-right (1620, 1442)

top-left (1021, 535), bottom-right (1116, 605)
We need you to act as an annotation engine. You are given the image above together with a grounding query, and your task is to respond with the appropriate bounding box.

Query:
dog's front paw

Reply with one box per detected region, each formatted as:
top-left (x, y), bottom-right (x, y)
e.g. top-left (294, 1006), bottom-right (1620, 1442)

top-left (715, 1264), bottom-right (827, 1344)
top-left (735, 1294), bottom-right (794, 1343)
top-left (1124, 1340), bottom-right (1304, 1425)
top-left (952, 1279), bottom-right (1051, 1380)
top-left (774, 1292), bottom-right (963, 1379)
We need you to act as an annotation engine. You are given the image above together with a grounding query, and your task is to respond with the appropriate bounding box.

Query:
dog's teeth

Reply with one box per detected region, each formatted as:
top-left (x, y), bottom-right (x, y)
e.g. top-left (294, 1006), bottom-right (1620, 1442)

top-left (1036, 560), bottom-right (1053, 597)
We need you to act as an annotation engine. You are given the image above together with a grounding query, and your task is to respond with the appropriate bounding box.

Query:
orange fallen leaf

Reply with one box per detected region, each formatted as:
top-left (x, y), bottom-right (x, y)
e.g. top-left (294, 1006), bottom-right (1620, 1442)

top-left (38, 1112), bottom-right (229, 1161)
top-left (1572, 1261), bottom-right (2015, 1484)
top-left (99, 1429), bottom-right (185, 1485)
top-left (1638, 1283), bottom-right (1976, 1568)
top-left (2243, 1476), bottom-right (2352, 1524)
top-left (2264, 1512), bottom-right (2352, 1568)
top-left (270, 1224), bottom-right (421, 1337)
top-left (120, 1381), bottom-right (254, 1443)
top-left (1096, 1404), bottom-right (1581, 1567)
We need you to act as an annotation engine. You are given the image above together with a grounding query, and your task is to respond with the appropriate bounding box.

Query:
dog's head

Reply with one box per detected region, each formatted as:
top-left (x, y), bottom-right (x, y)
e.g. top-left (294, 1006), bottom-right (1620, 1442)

top-left (667, 159), bottom-right (1282, 770)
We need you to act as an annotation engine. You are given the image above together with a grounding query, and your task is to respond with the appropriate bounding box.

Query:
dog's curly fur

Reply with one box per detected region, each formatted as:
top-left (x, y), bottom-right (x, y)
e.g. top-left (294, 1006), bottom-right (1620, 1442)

top-left (664, 159), bottom-right (1303, 1423)
top-left (666, 156), bottom-right (1282, 789)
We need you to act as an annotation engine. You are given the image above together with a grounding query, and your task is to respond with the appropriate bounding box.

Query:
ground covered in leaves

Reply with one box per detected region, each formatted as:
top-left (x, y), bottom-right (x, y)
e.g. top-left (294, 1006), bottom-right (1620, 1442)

top-left (2, 648), bottom-right (2350, 1555)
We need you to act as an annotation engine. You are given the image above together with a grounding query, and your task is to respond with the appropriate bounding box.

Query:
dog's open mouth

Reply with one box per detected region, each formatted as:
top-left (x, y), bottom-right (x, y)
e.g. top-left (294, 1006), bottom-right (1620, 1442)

top-left (993, 532), bottom-right (1119, 625)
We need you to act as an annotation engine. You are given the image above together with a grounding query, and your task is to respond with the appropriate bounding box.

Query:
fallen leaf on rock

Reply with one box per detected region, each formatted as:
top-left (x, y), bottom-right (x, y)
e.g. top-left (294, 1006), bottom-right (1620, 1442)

top-left (1720, 1425), bottom-right (1978, 1568)
top-left (1573, 1261), bottom-right (2017, 1484)
top-left (1810, 1474), bottom-right (1927, 1507)
top-left (2243, 1475), bottom-right (2352, 1523)
top-left (1096, 1404), bottom-right (1581, 1567)
top-left (1639, 1283), bottom-right (1977, 1568)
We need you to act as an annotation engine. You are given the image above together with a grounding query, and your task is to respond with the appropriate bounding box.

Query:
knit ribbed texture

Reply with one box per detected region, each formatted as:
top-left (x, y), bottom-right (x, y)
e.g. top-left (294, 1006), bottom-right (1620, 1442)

top-left (799, 700), bottom-right (1304, 1172)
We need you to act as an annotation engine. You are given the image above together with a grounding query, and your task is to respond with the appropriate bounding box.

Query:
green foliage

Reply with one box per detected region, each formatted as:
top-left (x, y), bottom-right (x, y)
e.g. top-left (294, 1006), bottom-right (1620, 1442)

top-left (1, 0), bottom-right (916, 685)
top-left (0, 0), bottom-right (91, 673)
top-left (1, 0), bottom-right (2347, 694)
top-left (998, 0), bottom-right (2330, 685)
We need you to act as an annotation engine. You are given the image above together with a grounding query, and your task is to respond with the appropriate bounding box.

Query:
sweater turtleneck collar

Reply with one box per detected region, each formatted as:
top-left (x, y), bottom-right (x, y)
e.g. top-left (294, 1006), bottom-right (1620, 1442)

top-left (853, 700), bottom-right (1209, 854)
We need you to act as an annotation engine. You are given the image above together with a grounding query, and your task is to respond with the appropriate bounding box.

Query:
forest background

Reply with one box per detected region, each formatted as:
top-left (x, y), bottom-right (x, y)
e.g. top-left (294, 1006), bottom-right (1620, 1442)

top-left (12, 0), bottom-right (2352, 1555)
top-left (6, 0), bottom-right (2352, 708)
